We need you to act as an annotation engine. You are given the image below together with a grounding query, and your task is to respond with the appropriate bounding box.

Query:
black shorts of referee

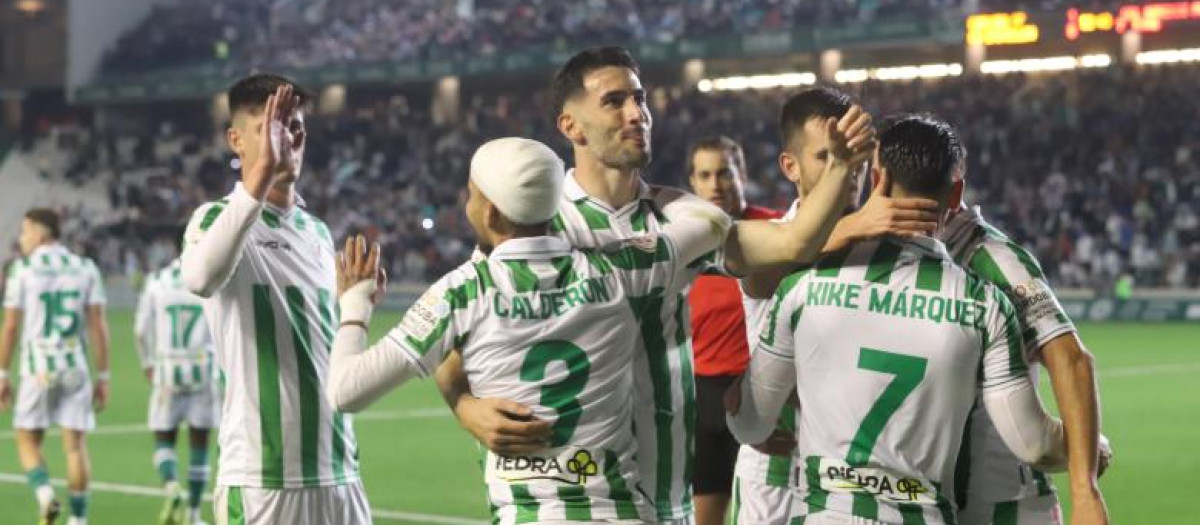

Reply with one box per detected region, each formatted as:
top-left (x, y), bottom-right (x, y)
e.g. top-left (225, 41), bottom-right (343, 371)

top-left (692, 374), bottom-right (740, 495)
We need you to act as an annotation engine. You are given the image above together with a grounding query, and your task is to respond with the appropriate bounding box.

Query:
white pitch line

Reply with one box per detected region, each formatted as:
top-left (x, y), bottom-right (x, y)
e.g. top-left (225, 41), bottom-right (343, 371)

top-left (1098, 362), bottom-right (1200, 378)
top-left (0, 407), bottom-right (451, 439)
top-left (0, 472), bottom-right (488, 525)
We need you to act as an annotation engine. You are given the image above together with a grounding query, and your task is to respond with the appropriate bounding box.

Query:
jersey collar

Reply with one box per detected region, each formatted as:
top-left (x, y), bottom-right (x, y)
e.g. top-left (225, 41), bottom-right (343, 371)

top-left (563, 168), bottom-right (653, 213)
top-left (489, 236), bottom-right (573, 261)
top-left (29, 243), bottom-right (69, 257)
top-left (230, 182), bottom-right (308, 214)
top-left (895, 235), bottom-right (952, 261)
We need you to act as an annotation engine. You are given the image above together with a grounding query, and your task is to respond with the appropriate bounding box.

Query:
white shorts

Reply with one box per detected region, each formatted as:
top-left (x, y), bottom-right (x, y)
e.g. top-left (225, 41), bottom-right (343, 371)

top-left (13, 374), bottom-right (94, 431)
top-left (959, 494), bottom-right (1062, 525)
top-left (148, 385), bottom-right (220, 431)
top-left (657, 517), bottom-right (694, 525)
top-left (214, 482), bottom-right (372, 525)
top-left (731, 474), bottom-right (794, 525)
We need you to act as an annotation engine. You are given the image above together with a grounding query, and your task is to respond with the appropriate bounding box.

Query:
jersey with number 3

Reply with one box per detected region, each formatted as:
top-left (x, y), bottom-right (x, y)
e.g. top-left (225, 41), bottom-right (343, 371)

top-left (183, 186), bottom-right (358, 489)
top-left (135, 259), bottom-right (215, 390)
top-left (755, 237), bottom-right (1029, 524)
top-left (382, 235), bottom-right (694, 523)
top-left (3, 244), bottom-right (105, 379)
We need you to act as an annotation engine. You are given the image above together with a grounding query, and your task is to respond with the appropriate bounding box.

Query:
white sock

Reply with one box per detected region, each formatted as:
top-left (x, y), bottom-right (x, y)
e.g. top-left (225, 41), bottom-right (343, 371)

top-left (67, 517), bottom-right (86, 525)
top-left (36, 485), bottom-right (55, 510)
top-left (164, 480), bottom-right (181, 495)
top-left (189, 508), bottom-right (201, 521)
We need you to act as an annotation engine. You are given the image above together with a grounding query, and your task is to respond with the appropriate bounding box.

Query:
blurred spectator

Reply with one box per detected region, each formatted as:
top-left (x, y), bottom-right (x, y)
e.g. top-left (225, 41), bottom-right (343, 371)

top-left (23, 64), bottom-right (1200, 290)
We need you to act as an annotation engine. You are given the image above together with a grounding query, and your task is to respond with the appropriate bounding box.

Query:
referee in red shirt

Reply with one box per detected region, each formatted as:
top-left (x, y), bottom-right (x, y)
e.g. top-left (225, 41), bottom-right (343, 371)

top-left (685, 136), bottom-right (782, 525)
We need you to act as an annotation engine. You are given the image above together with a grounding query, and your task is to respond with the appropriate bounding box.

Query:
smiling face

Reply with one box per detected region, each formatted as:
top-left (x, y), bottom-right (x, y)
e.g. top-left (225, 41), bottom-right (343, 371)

top-left (559, 66), bottom-right (652, 171)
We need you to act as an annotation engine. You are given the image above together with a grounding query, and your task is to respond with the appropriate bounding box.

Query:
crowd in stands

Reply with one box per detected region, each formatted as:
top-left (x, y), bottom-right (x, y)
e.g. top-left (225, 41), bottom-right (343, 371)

top-left (22, 64), bottom-right (1200, 291)
top-left (102, 0), bottom-right (999, 76)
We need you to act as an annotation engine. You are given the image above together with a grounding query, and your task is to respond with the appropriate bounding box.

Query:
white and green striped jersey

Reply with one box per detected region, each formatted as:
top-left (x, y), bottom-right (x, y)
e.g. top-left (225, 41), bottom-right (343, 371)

top-left (3, 244), bottom-right (105, 379)
top-left (941, 206), bottom-right (1076, 505)
top-left (550, 171), bottom-right (711, 520)
top-left (384, 235), bottom-right (697, 523)
top-left (135, 259), bottom-right (215, 390)
top-left (737, 199), bottom-right (800, 491)
top-left (182, 185), bottom-right (357, 489)
top-left (754, 237), bottom-right (1029, 524)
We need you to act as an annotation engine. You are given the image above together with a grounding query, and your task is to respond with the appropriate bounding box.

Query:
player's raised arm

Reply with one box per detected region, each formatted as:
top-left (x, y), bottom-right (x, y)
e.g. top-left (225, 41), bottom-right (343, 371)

top-left (723, 106), bottom-right (876, 276)
top-left (324, 234), bottom-right (436, 413)
top-left (181, 85), bottom-right (301, 297)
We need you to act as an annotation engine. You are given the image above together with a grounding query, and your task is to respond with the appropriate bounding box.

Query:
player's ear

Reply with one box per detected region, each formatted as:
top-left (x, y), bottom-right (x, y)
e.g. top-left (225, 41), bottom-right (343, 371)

top-left (226, 125), bottom-right (242, 158)
top-left (778, 151), bottom-right (799, 183)
top-left (557, 110), bottom-right (585, 146)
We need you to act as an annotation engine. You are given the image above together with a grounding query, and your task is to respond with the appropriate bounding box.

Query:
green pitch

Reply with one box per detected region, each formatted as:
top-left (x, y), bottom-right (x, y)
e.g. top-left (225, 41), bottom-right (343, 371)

top-left (0, 312), bottom-right (1194, 524)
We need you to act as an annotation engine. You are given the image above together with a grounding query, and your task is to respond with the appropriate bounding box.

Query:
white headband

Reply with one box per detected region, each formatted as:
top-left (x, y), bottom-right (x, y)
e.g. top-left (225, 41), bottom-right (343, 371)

top-left (469, 138), bottom-right (565, 225)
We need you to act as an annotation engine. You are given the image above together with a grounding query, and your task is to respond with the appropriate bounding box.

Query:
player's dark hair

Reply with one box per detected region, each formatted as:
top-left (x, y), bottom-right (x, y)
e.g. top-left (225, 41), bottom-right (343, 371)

top-left (227, 73), bottom-right (311, 117)
top-left (779, 87), bottom-right (853, 147)
top-left (877, 114), bottom-right (964, 197)
top-left (687, 135), bottom-right (746, 178)
top-left (550, 47), bottom-right (641, 118)
top-left (25, 208), bottom-right (61, 239)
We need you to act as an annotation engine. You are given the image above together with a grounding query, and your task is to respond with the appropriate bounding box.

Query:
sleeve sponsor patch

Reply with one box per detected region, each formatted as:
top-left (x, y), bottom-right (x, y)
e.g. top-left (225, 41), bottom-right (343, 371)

top-left (401, 288), bottom-right (451, 342)
top-left (1008, 278), bottom-right (1064, 323)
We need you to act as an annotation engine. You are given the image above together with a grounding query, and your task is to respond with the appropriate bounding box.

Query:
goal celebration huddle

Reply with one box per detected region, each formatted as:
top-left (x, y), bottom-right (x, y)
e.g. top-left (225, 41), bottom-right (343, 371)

top-left (0, 46), bottom-right (1111, 525)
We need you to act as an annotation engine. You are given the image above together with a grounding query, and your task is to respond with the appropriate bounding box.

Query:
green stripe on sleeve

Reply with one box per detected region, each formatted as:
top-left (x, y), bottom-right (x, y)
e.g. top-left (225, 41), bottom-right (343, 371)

top-left (915, 257), bottom-right (944, 292)
top-left (198, 205), bottom-right (225, 232)
top-left (996, 291), bottom-right (1029, 375)
top-left (603, 450), bottom-right (640, 519)
top-left (285, 287), bottom-right (322, 487)
top-left (865, 241), bottom-right (903, 284)
top-left (1006, 241), bottom-right (1046, 278)
top-left (968, 247), bottom-right (1012, 288)
top-left (252, 285), bottom-right (284, 488)
top-left (510, 484), bottom-right (540, 523)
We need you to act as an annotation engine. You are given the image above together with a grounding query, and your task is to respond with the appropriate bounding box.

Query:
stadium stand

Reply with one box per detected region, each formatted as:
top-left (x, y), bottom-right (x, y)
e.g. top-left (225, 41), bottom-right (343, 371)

top-left (14, 63), bottom-right (1200, 291)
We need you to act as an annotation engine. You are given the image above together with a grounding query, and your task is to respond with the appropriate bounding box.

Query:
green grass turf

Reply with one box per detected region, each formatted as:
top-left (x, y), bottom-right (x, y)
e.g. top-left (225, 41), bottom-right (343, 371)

top-left (0, 313), bottom-right (1194, 524)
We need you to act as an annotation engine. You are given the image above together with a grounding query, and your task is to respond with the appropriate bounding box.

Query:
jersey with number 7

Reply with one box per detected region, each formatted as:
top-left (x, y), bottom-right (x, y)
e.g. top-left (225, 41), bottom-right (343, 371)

top-left (734, 237), bottom-right (1035, 524)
